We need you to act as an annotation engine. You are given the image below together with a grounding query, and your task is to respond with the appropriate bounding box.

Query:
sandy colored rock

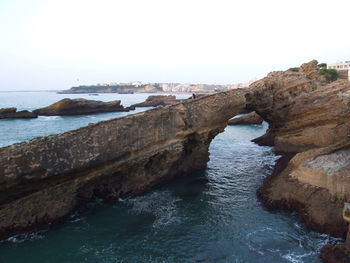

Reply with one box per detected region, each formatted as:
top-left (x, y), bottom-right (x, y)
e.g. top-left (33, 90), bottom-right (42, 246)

top-left (245, 60), bottom-right (350, 262)
top-left (0, 89), bottom-right (246, 239)
top-left (228, 111), bottom-right (263, 125)
top-left (299, 59), bottom-right (321, 81)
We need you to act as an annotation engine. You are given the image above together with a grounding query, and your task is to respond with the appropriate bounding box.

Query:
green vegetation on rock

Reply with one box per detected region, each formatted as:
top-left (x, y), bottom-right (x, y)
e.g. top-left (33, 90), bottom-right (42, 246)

top-left (288, 67), bottom-right (300, 72)
top-left (320, 68), bottom-right (338, 82)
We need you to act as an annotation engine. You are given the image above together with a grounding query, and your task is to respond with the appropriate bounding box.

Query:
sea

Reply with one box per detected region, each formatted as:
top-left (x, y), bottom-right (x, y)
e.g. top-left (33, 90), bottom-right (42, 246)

top-left (0, 92), bottom-right (339, 263)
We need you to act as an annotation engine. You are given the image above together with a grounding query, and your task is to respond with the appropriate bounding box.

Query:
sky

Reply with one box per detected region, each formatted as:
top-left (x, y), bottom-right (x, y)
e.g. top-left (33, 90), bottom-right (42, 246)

top-left (0, 0), bottom-right (349, 91)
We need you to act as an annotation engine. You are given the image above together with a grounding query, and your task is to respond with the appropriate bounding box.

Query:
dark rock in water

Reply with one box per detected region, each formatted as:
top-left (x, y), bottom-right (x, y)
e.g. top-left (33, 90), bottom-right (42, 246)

top-left (320, 244), bottom-right (350, 263)
top-left (33, 98), bottom-right (132, 116)
top-left (228, 111), bottom-right (263, 125)
top-left (0, 108), bottom-right (37, 119)
top-left (131, 95), bottom-right (183, 107)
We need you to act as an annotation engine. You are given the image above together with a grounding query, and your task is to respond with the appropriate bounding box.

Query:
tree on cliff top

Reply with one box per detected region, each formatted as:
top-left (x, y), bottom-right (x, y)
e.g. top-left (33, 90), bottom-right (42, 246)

top-left (319, 68), bottom-right (338, 82)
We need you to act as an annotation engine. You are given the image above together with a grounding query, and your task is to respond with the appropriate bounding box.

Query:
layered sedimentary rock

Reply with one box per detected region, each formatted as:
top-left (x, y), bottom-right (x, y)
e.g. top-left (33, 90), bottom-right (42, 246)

top-left (33, 98), bottom-right (132, 116)
top-left (131, 95), bottom-right (184, 107)
top-left (0, 108), bottom-right (37, 119)
top-left (244, 60), bottom-right (350, 262)
top-left (0, 90), bottom-right (245, 239)
top-left (2, 60), bottom-right (350, 262)
top-left (228, 111), bottom-right (263, 125)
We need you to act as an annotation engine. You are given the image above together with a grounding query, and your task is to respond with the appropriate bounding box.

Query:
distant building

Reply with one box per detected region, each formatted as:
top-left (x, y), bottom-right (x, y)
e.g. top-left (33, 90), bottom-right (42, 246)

top-left (328, 61), bottom-right (350, 80)
top-left (328, 61), bottom-right (350, 70)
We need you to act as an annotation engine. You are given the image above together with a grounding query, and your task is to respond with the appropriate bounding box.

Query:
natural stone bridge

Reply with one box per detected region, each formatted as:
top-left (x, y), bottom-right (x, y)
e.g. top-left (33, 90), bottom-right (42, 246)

top-left (1, 60), bottom-right (350, 262)
top-left (0, 89), bottom-right (246, 238)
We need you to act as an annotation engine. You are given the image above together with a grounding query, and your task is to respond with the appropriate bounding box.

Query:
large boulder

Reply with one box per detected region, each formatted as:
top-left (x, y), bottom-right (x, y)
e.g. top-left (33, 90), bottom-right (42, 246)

top-left (33, 98), bottom-right (131, 116)
top-left (0, 108), bottom-right (37, 119)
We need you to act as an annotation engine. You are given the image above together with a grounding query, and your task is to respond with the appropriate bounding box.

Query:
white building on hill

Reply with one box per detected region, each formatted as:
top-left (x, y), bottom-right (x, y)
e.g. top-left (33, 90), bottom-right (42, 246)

top-left (327, 61), bottom-right (350, 80)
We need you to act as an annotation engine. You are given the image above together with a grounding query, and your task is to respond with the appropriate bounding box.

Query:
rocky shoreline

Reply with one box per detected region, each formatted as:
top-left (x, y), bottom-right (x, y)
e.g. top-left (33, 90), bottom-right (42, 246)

top-left (1, 60), bottom-right (350, 262)
top-left (0, 90), bottom-right (246, 240)
top-left (246, 60), bottom-right (350, 262)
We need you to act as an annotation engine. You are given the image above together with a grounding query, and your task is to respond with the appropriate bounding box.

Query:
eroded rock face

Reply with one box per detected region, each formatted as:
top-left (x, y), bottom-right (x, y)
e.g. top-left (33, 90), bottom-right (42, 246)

top-left (246, 60), bottom-right (350, 262)
top-left (0, 108), bottom-right (37, 119)
top-left (2, 60), bottom-right (350, 262)
top-left (228, 111), bottom-right (263, 125)
top-left (33, 98), bottom-right (131, 116)
top-left (246, 60), bottom-right (350, 153)
top-left (300, 59), bottom-right (321, 81)
top-left (0, 90), bottom-right (246, 238)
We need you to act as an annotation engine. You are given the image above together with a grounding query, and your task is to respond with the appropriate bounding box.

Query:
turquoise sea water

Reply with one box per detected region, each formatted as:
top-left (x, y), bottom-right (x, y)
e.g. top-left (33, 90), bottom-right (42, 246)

top-left (0, 92), bottom-right (338, 263)
top-left (0, 92), bottom-right (189, 147)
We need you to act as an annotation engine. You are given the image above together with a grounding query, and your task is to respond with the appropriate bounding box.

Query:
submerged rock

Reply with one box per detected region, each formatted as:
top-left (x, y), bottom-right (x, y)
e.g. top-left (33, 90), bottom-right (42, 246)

top-left (228, 111), bottom-right (263, 125)
top-left (0, 108), bottom-right (37, 119)
top-left (33, 98), bottom-right (132, 116)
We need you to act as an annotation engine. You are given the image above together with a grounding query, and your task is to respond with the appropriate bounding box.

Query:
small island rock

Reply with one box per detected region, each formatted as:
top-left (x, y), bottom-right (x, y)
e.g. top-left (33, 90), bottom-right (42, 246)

top-left (33, 98), bottom-right (132, 116)
top-left (0, 108), bottom-right (37, 119)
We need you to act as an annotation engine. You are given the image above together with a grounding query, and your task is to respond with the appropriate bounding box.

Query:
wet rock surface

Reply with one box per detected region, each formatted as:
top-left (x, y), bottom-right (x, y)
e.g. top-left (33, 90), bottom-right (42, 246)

top-left (33, 98), bottom-right (132, 116)
top-left (0, 108), bottom-right (37, 119)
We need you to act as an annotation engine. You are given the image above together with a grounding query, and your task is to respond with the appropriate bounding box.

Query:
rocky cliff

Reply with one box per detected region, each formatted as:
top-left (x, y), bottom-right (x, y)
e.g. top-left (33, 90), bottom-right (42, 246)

top-left (1, 60), bottom-right (350, 262)
top-left (244, 60), bottom-right (350, 262)
top-left (0, 90), bottom-right (245, 239)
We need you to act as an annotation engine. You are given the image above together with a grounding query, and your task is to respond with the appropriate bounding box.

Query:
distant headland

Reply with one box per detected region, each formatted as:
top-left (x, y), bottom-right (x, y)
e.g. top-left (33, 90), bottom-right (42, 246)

top-left (58, 81), bottom-right (255, 94)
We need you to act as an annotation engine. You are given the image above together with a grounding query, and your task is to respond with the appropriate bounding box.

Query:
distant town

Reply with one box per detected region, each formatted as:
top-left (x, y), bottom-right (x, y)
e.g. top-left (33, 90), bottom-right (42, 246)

top-left (59, 80), bottom-right (257, 94)
top-left (59, 60), bottom-right (350, 94)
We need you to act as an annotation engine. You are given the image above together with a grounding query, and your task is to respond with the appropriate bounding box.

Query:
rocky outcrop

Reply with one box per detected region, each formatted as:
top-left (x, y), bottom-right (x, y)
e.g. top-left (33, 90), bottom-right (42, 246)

top-left (131, 95), bottom-right (184, 107)
top-left (299, 59), bottom-right (321, 81)
top-left (0, 108), bottom-right (37, 119)
top-left (2, 60), bottom-right (350, 262)
top-left (0, 90), bottom-right (245, 239)
top-left (228, 112), bottom-right (263, 125)
top-left (245, 60), bottom-right (350, 262)
top-left (33, 98), bottom-right (132, 116)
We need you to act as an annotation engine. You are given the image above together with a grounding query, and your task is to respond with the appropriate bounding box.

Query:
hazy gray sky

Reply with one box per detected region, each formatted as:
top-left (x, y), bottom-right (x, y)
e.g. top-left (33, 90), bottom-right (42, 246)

top-left (0, 0), bottom-right (349, 91)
